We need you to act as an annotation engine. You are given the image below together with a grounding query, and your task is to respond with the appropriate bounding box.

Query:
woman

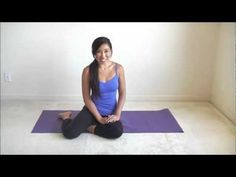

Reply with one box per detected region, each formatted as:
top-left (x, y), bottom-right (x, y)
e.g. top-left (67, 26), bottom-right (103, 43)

top-left (58, 37), bottom-right (126, 139)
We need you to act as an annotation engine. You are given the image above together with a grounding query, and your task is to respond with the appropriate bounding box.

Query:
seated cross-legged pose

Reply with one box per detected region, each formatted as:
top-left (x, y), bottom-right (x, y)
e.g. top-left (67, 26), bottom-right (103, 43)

top-left (58, 36), bottom-right (126, 139)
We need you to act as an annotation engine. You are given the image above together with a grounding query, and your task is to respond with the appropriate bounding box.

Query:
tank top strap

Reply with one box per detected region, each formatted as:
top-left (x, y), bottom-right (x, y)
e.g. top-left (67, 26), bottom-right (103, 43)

top-left (115, 63), bottom-right (118, 75)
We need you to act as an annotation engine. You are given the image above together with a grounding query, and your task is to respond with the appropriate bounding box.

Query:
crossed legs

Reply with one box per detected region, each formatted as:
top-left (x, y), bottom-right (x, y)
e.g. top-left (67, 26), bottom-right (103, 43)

top-left (58, 106), bottom-right (123, 139)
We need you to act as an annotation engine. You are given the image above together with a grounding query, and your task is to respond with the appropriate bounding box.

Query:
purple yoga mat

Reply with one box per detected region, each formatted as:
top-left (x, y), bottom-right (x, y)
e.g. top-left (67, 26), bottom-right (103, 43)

top-left (31, 109), bottom-right (183, 133)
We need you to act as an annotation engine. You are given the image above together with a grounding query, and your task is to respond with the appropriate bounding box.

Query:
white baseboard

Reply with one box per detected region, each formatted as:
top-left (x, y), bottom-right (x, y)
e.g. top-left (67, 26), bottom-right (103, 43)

top-left (1, 94), bottom-right (209, 102)
top-left (210, 101), bottom-right (236, 124)
top-left (1, 95), bottom-right (83, 102)
top-left (127, 94), bottom-right (209, 102)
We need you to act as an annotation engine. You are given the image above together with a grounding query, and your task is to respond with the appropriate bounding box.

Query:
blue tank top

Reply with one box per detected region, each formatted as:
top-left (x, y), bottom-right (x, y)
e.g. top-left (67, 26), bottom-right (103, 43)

top-left (92, 64), bottom-right (119, 116)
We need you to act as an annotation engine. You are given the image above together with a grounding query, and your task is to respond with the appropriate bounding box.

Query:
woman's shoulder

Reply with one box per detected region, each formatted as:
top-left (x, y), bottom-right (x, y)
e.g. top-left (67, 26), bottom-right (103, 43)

top-left (83, 65), bottom-right (90, 70)
top-left (113, 61), bottom-right (124, 74)
top-left (82, 66), bottom-right (90, 76)
top-left (113, 62), bottom-right (123, 69)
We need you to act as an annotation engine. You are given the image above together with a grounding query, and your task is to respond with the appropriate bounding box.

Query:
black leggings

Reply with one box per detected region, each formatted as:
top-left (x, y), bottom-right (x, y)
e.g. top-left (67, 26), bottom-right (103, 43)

top-left (61, 106), bottom-right (123, 139)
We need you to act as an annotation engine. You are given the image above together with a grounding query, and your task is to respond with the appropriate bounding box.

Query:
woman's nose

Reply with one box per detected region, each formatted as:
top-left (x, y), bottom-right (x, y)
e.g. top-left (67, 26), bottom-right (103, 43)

top-left (101, 52), bottom-right (106, 57)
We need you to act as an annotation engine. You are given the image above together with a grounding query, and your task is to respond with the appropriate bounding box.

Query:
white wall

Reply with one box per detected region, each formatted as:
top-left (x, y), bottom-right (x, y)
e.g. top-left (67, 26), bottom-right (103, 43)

top-left (211, 23), bottom-right (235, 123)
top-left (1, 23), bottom-right (220, 101)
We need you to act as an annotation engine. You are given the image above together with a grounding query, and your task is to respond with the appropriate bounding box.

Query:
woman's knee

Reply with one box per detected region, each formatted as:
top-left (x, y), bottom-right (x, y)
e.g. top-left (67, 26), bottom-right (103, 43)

top-left (62, 129), bottom-right (81, 139)
top-left (108, 126), bottom-right (123, 139)
top-left (113, 129), bottom-right (123, 139)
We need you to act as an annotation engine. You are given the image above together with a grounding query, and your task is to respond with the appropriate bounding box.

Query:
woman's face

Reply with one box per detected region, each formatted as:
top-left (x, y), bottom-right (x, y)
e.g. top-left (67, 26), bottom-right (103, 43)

top-left (95, 43), bottom-right (112, 63)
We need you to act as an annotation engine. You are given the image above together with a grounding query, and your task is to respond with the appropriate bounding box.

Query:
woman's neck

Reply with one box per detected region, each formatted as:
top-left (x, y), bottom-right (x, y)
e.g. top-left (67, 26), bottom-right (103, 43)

top-left (99, 61), bottom-right (113, 70)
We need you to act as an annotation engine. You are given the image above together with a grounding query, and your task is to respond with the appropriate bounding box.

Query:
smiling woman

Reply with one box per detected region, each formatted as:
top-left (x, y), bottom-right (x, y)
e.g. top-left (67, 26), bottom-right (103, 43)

top-left (58, 36), bottom-right (126, 139)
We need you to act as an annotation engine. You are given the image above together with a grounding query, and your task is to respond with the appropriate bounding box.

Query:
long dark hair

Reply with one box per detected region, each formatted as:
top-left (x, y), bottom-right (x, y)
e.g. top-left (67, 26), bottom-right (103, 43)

top-left (89, 37), bottom-right (112, 97)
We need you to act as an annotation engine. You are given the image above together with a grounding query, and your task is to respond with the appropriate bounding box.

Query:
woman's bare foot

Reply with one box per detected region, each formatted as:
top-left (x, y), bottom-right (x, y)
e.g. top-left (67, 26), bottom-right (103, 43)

top-left (87, 125), bottom-right (96, 134)
top-left (58, 111), bottom-right (72, 120)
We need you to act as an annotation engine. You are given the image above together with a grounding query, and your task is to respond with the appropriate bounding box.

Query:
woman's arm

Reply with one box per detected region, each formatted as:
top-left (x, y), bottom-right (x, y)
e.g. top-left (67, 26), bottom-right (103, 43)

top-left (113, 64), bottom-right (126, 120)
top-left (82, 66), bottom-right (107, 124)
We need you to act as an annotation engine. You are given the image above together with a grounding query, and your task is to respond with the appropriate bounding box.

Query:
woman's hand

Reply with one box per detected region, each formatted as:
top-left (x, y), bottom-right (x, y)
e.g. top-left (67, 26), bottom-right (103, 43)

top-left (97, 117), bottom-right (109, 124)
top-left (107, 115), bottom-right (120, 123)
top-left (97, 115), bottom-right (120, 124)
